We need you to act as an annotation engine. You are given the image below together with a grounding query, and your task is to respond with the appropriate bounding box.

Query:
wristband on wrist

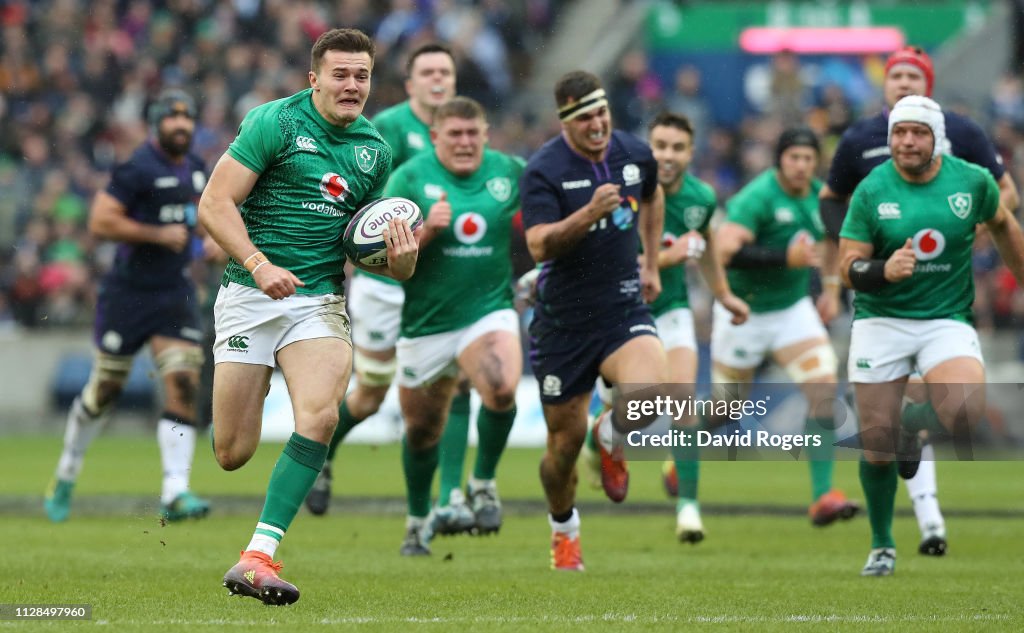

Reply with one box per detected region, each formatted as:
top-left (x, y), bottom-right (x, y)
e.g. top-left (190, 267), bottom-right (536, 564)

top-left (730, 244), bottom-right (787, 268)
top-left (847, 258), bottom-right (889, 292)
top-left (243, 251), bottom-right (268, 273)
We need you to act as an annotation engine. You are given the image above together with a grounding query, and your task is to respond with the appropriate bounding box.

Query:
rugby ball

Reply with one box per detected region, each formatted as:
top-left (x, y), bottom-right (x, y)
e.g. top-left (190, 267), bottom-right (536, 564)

top-left (343, 197), bottom-right (423, 267)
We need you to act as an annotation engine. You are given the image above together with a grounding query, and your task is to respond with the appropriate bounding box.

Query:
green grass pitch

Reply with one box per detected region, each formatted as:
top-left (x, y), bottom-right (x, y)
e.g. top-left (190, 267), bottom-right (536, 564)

top-left (2, 436), bottom-right (1022, 631)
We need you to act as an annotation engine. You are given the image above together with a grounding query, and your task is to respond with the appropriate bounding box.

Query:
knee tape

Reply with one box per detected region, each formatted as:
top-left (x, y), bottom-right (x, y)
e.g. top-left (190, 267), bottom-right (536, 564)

top-left (354, 349), bottom-right (396, 387)
top-left (82, 351), bottom-right (134, 412)
top-left (154, 345), bottom-right (204, 376)
top-left (710, 366), bottom-right (750, 403)
top-left (784, 344), bottom-right (837, 384)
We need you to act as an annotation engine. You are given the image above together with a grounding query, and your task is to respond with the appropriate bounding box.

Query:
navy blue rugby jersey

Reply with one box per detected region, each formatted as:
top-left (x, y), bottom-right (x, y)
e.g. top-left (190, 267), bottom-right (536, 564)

top-left (521, 130), bottom-right (659, 329)
top-left (827, 110), bottom-right (1004, 198)
top-left (104, 142), bottom-right (207, 290)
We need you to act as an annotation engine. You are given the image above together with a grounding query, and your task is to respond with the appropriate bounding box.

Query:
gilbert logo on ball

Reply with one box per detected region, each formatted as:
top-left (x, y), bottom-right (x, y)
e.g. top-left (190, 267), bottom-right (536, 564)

top-left (320, 173), bottom-right (349, 204)
top-left (912, 228), bottom-right (945, 261)
top-left (455, 213), bottom-right (487, 244)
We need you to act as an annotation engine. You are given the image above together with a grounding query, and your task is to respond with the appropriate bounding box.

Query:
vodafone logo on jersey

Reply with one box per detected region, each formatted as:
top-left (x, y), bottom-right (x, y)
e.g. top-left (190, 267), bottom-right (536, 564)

top-left (912, 228), bottom-right (946, 261)
top-left (455, 212), bottom-right (487, 244)
top-left (319, 173), bottom-right (349, 203)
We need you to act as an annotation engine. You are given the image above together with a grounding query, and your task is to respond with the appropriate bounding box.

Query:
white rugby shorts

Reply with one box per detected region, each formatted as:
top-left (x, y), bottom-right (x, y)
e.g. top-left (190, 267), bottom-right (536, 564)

top-left (711, 296), bottom-right (828, 369)
top-left (848, 317), bottom-right (983, 383)
top-left (655, 307), bottom-right (697, 352)
top-left (213, 282), bottom-right (351, 366)
top-left (396, 309), bottom-right (520, 388)
top-left (349, 273), bottom-right (404, 351)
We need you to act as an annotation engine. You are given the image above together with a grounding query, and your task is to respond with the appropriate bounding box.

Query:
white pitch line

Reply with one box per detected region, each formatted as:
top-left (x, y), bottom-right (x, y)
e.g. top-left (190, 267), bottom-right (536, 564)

top-left (68, 612), bottom-right (1012, 627)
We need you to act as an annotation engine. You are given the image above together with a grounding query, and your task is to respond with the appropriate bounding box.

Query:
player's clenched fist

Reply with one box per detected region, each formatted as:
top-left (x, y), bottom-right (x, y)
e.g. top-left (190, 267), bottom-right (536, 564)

top-left (253, 263), bottom-right (305, 300)
top-left (786, 231), bottom-right (820, 268)
top-left (425, 191), bottom-right (452, 236)
top-left (587, 183), bottom-right (622, 219)
top-left (884, 238), bottom-right (916, 282)
top-left (158, 224), bottom-right (190, 253)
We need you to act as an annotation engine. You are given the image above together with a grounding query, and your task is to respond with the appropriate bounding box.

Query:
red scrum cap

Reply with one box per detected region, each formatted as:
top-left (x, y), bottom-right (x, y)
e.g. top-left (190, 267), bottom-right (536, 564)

top-left (885, 46), bottom-right (934, 96)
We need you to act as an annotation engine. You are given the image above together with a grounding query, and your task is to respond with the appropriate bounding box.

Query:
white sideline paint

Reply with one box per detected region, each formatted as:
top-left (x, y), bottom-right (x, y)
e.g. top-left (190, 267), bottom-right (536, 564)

top-left (88, 613), bottom-right (1010, 627)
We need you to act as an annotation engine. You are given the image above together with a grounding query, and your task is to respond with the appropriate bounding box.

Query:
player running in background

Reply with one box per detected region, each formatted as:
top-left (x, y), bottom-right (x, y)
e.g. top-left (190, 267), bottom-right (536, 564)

top-left (521, 71), bottom-right (668, 571)
top-left (839, 95), bottom-right (1024, 576)
top-left (714, 127), bottom-right (860, 527)
top-left (643, 112), bottom-right (749, 543)
top-left (199, 28), bottom-right (416, 605)
top-left (44, 90), bottom-right (212, 524)
top-left (820, 46), bottom-right (1020, 556)
top-left (305, 43), bottom-right (477, 524)
top-left (384, 97), bottom-right (524, 555)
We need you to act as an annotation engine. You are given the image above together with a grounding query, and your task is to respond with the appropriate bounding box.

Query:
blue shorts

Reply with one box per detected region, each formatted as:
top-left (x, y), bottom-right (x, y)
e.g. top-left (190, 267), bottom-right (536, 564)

top-left (93, 281), bottom-right (202, 356)
top-left (528, 305), bottom-right (657, 404)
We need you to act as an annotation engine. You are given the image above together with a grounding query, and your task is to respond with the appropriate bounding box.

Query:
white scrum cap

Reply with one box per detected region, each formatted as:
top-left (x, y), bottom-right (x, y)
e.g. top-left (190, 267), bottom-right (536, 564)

top-left (888, 95), bottom-right (946, 159)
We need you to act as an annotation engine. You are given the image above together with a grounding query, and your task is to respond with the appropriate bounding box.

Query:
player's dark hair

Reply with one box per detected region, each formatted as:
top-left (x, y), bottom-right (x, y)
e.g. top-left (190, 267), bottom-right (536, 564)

top-left (148, 89), bottom-right (196, 127)
top-left (406, 42), bottom-right (455, 78)
top-left (433, 96), bottom-right (486, 125)
top-left (775, 126), bottom-right (820, 165)
top-left (311, 28), bottom-right (375, 73)
top-left (649, 111), bottom-right (694, 137)
top-left (554, 71), bottom-right (603, 108)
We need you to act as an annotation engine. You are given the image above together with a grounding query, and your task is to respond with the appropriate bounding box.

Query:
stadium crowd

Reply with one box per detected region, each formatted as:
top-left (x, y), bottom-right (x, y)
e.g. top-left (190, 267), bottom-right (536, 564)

top-left (1, 0), bottom-right (1022, 356)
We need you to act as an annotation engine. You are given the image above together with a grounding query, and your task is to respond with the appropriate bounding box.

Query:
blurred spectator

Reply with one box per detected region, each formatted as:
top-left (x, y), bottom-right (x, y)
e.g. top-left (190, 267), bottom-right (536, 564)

top-left (608, 49), bottom-right (662, 136)
top-left (0, 0), bottom-right (548, 331)
top-left (768, 49), bottom-right (808, 127)
top-left (990, 73), bottom-right (1024, 129)
top-left (664, 65), bottom-right (711, 148)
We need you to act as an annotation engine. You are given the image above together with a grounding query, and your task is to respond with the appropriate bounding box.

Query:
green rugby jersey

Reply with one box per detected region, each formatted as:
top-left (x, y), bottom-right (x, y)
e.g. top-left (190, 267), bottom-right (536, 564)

top-left (841, 155), bottom-right (999, 322)
top-left (725, 170), bottom-right (824, 312)
top-left (372, 101), bottom-right (432, 169)
top-left (650, 172), bottom-right (716, 317)
top-left (222, 89), bottom-right (392, 295)
top-left (361, 101), bottom-right (435, 286)
top-left (386, 149), bottom-right (525, 338)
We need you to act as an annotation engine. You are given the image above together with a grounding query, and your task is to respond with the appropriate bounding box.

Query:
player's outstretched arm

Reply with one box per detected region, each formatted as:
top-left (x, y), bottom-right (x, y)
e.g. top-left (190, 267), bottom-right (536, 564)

top-left (525, 182), bottom-right (620, 262)
top-left (698, 229), bottom-right (749, 325)
top-left (985, 205), bottom-right (1024, 285)
top-left (715, 221), bottom-right (757, 267)
top-left (89, 191), bottom-right (188, 252)
top-left (199, 153), bottom-right (304, 299)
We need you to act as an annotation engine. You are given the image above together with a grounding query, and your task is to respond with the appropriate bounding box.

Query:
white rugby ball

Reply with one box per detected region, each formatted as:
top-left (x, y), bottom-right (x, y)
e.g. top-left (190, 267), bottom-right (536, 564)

top-left (343, 197), bottom-right (423, 267)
